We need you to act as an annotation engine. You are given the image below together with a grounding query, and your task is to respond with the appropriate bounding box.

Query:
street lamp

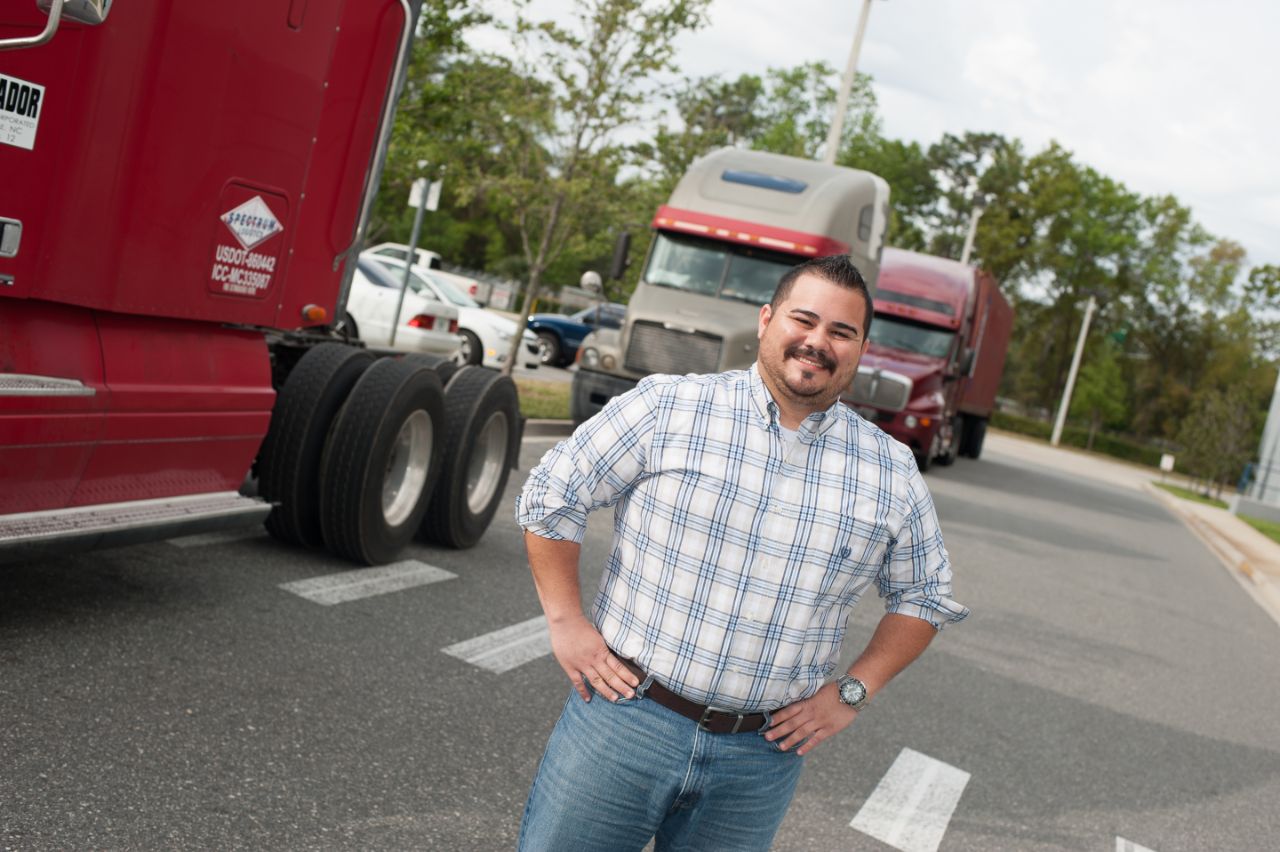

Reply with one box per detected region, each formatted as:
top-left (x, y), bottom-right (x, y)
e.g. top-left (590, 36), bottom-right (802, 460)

top-left (959, 198), bottom-right (987, 266)
top-left (823, 0), bottom-right (879, 166)
top-left (1050, 293), bottom-right (1100, 447)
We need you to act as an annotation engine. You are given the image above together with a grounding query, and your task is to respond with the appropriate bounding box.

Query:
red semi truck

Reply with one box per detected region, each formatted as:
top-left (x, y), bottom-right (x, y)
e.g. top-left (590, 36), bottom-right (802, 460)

top-left (0, 0), bottom-right (519, 564)
top-left (843, 247), bottom-right (1013, 471)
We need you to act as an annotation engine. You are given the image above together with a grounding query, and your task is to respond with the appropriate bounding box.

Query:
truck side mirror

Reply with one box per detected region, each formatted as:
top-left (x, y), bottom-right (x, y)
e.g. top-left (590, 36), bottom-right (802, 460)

top-left (609, 231), bottom-right (631, 281)
top-left (959, 347), bottom-right (976, 376)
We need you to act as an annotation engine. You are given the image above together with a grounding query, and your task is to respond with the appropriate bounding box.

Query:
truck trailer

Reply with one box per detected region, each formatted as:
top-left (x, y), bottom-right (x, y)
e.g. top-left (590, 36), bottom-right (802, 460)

top-left (571, 147), bottom-right (890, 422)
top-left (0, 0), bottom-right (519, 564)
top-left (843, 247), bottom-right (1013, 471)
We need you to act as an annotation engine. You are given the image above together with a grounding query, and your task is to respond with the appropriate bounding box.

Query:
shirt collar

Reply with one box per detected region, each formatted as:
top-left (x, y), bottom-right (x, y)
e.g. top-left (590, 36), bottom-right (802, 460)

top-left (748, 363), bottom-right (844, 439)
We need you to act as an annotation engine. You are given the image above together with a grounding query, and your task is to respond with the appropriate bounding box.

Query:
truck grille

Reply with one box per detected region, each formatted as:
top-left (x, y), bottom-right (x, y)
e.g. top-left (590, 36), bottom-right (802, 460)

top-left (625, 321), bottom-right (723, 375)
top-left (844, 367), bottom-right (912, 412)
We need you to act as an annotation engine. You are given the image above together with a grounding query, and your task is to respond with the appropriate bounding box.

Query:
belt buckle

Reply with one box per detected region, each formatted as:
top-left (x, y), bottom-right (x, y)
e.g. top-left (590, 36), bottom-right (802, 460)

top-left (697, 706), bottom-right (746, 734)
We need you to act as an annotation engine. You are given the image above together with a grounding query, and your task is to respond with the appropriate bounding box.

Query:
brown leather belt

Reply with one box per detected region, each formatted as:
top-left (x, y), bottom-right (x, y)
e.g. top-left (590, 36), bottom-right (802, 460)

top-left (619, 658), bottom-right (770, 735)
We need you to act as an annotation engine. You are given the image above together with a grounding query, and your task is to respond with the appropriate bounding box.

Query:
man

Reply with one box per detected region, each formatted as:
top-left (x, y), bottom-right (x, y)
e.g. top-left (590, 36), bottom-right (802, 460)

top-left (515, 254), bottom-right (968, 851)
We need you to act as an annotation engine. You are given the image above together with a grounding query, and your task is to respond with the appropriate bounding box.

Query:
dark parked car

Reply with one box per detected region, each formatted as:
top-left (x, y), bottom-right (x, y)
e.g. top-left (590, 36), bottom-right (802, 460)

top-left (527, 303), bottom-right (627, 367)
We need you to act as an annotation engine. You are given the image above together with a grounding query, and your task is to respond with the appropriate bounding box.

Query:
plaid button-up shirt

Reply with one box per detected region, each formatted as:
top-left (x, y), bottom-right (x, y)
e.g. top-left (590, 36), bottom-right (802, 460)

top-left (517, 366), bottom-right (968, 712)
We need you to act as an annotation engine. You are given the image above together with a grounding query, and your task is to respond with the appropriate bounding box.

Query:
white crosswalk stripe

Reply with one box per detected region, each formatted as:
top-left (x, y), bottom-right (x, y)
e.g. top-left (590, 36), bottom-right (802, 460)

top-left (279, 561), bottom-right (456, 605)
top-left (1116, 837), bottom-right (1158, 852)
top-left (441, 615), bottom-right (551, 673)
top-left (850, 747), bottom-right (970, 852)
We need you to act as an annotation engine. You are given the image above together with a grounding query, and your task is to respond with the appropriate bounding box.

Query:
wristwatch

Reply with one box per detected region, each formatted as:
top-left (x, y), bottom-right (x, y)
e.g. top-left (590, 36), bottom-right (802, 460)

top-left (836, 675), bottom-right (868, 710)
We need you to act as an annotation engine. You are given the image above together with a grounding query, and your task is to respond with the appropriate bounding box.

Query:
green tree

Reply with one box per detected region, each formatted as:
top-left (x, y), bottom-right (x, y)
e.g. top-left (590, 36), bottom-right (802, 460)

top-left (841, 135), bottom-right (935, 250)
top-left (1176, 385), bottom-right (1260, 498)
top-left (1068, 339), bottom-right (1128, 450)
top-left (492, 0), bottom-right (711, 373)
top-left (370, 1), bottom-right (508, 267)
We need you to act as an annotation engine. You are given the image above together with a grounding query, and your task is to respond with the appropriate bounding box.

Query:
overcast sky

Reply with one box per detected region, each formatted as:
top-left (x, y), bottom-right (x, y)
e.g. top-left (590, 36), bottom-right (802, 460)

top-left (479, 0), bottom-right (1279, 270)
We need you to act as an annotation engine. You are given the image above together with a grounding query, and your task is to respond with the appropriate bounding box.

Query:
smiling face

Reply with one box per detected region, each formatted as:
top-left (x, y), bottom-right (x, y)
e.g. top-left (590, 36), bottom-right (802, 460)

top-left (756, 272), bottom-right (870, 427)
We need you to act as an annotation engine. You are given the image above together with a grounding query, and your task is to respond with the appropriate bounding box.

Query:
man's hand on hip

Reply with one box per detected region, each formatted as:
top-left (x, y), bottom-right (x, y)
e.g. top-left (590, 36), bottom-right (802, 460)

top-left (765, 683), bottom-right (857, 756)
top-left (548, 614), bottom-right (639, 703)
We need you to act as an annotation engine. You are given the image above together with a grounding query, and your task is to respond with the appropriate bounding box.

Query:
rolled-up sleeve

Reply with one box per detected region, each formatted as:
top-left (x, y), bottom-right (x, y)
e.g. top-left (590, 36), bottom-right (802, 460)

top-left (877, 468), bottom-right (969, 629)
top-left (515, 376), bottom-right (661, 543)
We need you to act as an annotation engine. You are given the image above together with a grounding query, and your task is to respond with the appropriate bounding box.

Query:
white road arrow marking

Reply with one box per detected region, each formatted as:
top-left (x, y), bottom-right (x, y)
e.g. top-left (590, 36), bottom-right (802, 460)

top-left (441, 616), bottom-right (551, 673)
top-left (1117, 837), bottom-right (1158, 852)
top-left (279, 561), bottom-right (456, 605)
top-left (850, 747), bottom-right (970, 852)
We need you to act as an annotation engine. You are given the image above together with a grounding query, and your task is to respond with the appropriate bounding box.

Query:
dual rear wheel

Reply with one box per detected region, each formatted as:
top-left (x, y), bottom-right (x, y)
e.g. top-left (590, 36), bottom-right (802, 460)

top-left (258, 344), bottom-right (519, 564)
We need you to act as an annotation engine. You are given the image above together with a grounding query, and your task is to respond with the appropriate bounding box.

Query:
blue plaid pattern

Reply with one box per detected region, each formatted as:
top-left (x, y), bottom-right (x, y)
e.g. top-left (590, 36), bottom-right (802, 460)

top-left (517, 367), bottom-right (968, 712)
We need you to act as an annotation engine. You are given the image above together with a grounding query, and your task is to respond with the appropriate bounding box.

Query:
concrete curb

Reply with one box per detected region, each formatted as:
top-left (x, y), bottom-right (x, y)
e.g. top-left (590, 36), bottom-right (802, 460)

top-left (1144, 483), bottom-right (1280, 628)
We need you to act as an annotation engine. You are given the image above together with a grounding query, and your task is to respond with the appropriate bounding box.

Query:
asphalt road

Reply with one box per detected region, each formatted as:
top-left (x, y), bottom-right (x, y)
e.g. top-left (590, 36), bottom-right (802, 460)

top-left (3, 434), bottom-right (1279, 850)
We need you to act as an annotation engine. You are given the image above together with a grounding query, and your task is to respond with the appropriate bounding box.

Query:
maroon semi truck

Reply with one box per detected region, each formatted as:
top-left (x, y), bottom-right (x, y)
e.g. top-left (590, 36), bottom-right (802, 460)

top-left (0, 0), bottom-right (519, 564)
top-left (843, 247), bottom-right (1013, 471)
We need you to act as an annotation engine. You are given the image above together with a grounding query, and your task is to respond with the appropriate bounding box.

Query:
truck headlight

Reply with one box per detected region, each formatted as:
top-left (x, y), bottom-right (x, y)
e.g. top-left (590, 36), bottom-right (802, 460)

top-left (904, 415), bottom-right (918, 429)
top-left (581, 347), bottom-right (600, 368)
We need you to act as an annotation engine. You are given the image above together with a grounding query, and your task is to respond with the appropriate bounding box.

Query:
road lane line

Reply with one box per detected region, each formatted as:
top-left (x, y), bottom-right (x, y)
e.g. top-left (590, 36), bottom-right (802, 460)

top-left (1117, 838), bottom-right (1157, 852)
top-left (441, 616), bottom-right (551, 673)
top-left (850, 747), bottom-right (970, 852)
top-left (279, 561), bottom-right (456, 605)
top-left (169, 528), bottom-right (265, 548)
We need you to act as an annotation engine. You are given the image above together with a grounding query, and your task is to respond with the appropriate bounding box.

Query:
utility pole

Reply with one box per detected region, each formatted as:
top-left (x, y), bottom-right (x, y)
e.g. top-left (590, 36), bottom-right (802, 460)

top-left (1051, 294), bottom-right (1097, 447)
top-left (823, 0), bottom-right (877, 165)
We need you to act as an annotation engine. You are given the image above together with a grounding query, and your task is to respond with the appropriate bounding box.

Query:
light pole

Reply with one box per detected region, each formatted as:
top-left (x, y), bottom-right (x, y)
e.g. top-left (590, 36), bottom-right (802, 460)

top-left (959, 199), bottom-right (986, 265)
top-left (823, 0), bottom-right (877, 166)
top-left (1050, 294), bottom-right (1098, 447)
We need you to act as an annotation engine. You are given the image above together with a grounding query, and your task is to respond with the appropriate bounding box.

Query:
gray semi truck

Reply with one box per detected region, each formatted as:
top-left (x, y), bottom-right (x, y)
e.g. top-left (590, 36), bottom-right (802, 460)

top-left (571, 147), bottom-right (890, 422)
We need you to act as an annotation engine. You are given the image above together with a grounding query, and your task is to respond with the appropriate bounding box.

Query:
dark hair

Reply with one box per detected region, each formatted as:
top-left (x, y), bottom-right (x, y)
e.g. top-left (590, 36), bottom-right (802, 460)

top-left (771, 254), bottom-right (873, 335)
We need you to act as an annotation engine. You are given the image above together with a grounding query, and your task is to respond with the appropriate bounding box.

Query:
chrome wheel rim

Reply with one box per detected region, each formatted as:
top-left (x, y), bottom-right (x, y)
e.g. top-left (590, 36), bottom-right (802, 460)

top-left (465, 411), bottom-right (509, 514)
top-left (382, 409), bottom-right (433, 527)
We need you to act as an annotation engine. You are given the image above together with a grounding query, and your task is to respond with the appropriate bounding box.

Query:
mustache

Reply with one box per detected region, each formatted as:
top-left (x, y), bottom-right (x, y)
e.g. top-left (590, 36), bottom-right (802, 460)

top-left (784, 345), bottom-right (835, 371)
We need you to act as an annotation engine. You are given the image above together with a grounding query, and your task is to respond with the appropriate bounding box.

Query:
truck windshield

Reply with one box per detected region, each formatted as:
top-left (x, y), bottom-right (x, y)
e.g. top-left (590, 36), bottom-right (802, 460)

top-left (869, 315), bottom-right (955, 359)
top-left (644, 232), bottom-right (797, 306)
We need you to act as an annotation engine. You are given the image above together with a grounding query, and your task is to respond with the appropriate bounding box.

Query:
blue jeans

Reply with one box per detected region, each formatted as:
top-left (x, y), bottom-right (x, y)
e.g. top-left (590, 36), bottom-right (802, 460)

top-left (517, 683), bottom-right (805, 851)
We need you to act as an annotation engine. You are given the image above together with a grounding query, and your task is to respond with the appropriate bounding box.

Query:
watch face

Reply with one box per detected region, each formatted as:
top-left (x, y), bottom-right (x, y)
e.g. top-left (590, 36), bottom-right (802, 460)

top-left (839, 677), bottom-right (867, 707)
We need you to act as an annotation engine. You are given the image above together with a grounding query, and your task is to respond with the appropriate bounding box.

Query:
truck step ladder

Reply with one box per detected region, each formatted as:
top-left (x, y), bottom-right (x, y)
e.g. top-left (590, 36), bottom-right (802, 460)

top-left (0, 492), bottom-right (271, 563)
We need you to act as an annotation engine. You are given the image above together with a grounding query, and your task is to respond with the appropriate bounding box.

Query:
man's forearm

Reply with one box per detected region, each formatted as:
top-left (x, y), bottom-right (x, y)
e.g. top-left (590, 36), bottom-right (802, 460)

top-left (847, 613), bottom-right (938, 698)
top-left (525, 531), bottom-right (587, 625)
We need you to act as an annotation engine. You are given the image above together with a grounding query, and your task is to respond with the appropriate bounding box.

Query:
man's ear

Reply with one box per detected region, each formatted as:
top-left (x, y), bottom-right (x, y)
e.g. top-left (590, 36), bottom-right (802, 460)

top-left (758, 304), bottom-right (772, 340)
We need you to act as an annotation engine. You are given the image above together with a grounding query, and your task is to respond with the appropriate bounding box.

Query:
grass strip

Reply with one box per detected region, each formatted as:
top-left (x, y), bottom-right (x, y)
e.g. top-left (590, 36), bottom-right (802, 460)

top-left (515, 378), bottom-right (571, 420)
top-left (1239, 514), bottom-right (1280, 546)
top-left (1150, 481), bottom-right (1229, 509)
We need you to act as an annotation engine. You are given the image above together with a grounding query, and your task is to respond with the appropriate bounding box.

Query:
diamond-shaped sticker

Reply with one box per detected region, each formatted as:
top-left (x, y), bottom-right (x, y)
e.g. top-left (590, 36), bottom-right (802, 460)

top-left (220, 196), bottom-right (283, 251)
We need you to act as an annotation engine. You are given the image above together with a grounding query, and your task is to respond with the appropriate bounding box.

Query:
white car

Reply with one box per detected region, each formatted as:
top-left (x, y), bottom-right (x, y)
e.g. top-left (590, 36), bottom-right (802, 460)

top-left (345, 258), bottom-right (462, 358)
top-left (365, 255), bottom-right (539, 370)
top-left (364, 241), bottom-right (491, 304)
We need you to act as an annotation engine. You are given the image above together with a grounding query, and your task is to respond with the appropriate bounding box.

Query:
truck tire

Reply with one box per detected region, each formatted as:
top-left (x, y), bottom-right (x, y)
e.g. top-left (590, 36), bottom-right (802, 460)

top-left (319, 358), bottom-right (446, 564)
top-left (420, 366), bottom-right (520, 549)
top-left (400, 352), bottom-right (459, 388)
top-left (259, 344), bottom-right (375, 548)
top-left (914, 450), bottom-right (932, 474)
top-left (962, 415), bottom-right (988, 459)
